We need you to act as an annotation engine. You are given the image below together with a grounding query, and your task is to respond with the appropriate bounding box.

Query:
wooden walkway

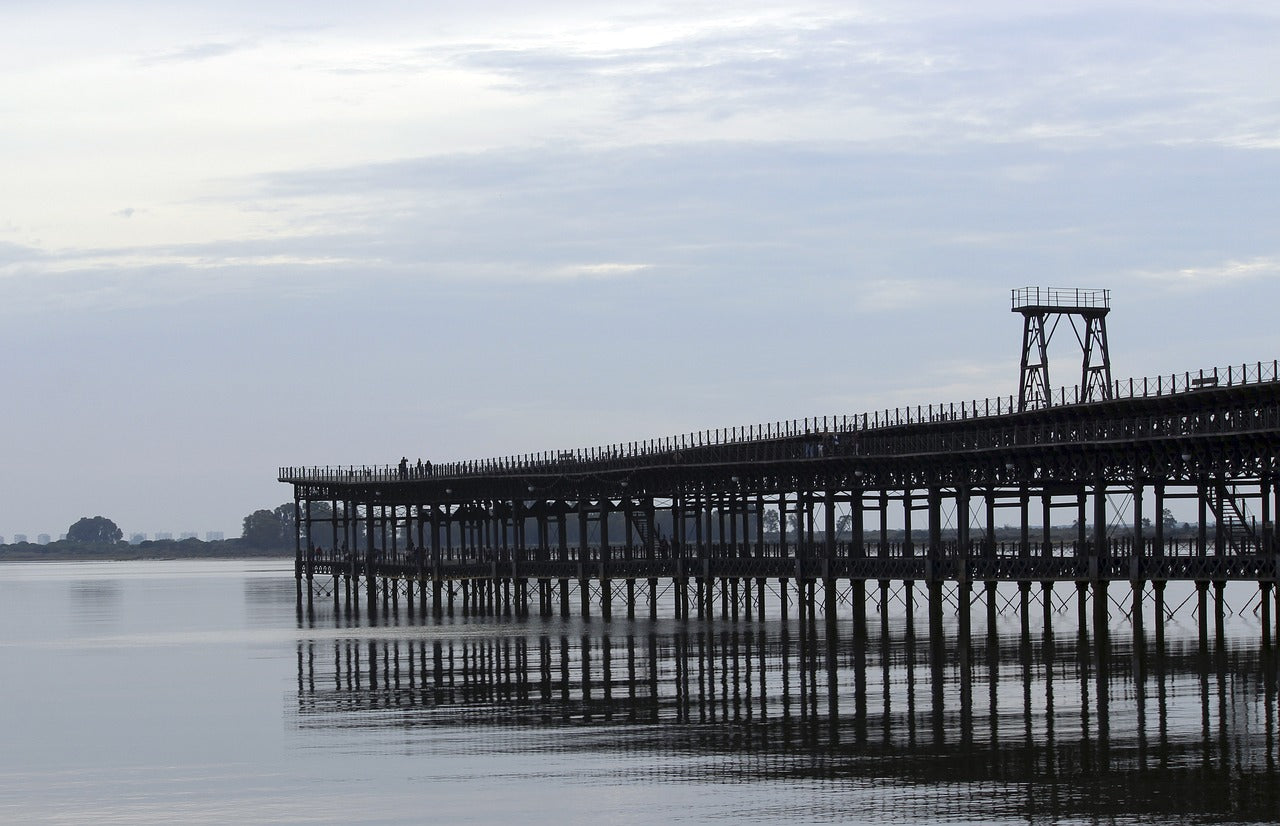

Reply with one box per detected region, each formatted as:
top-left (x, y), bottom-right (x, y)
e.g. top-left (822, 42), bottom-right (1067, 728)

top-left (280, 360), bottom-right (1280, 628)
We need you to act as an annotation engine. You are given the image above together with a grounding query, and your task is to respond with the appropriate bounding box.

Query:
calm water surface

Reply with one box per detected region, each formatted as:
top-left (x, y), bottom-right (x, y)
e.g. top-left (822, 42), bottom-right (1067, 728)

top-left (0, 560), bottom-right (1275, 824)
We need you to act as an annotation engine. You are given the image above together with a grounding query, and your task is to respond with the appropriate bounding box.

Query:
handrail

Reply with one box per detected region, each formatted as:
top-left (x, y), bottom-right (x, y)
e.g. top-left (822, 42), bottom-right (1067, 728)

top-left (1011, 286), bottom-right (1109, 310)
top-left (279, 359), bottom-right (1279, 484)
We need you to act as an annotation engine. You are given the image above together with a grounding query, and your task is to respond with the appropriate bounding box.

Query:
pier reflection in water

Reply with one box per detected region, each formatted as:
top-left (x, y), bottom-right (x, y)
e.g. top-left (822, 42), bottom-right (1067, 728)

top-left (295, 588), bottom-right (1277, 823)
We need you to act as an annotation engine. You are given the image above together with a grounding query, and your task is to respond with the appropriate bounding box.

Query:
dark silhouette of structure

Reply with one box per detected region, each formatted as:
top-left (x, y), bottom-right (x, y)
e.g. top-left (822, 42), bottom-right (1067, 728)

top-left (279, 290), bottom-right (1280, 636)
top-left (1012, 286), bottom-right (1112, 410)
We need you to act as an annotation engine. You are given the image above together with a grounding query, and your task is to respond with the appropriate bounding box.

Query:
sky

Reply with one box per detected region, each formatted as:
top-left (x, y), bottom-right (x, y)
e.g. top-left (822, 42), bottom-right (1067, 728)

top-left (2, 0), bottom-right (1279, 539)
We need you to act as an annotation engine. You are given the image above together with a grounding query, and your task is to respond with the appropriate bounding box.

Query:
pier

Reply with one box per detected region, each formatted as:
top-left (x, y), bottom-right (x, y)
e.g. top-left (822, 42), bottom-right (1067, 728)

top-left (279, 290), bottom-right (1280, 636)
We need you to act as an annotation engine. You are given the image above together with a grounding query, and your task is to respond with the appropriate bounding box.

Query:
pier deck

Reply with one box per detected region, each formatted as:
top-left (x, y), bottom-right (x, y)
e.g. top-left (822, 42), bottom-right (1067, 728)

top-left (280, 361), bottom-right (1280, 626)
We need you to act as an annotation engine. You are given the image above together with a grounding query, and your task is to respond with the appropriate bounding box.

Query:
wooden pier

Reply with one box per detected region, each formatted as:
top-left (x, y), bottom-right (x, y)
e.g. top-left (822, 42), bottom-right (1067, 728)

top-left (280, 358), bottom-right (1280, 635)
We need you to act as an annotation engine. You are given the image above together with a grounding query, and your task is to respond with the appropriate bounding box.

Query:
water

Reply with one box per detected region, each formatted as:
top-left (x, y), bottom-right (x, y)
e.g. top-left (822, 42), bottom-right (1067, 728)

top-left (0, 561), bottom-right (1275, 824)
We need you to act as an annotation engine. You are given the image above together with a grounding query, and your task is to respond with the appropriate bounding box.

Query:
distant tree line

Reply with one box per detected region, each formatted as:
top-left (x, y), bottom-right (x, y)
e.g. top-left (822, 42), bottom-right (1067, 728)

top-left (1, 505), bottom-right (313, 558)
top-left (0, 502), bottom-right (1224, 560)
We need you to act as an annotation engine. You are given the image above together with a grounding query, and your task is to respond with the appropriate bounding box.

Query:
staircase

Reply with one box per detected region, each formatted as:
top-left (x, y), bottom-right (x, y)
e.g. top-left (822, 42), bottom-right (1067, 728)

top-left (1207, 483), bottom-right (1257, 553)
top-left (631, 510), bottom-right (656, 550)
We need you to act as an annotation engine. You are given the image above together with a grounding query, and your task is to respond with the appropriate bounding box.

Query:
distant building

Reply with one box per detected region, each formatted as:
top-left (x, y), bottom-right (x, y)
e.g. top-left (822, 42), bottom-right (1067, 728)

top-left (14, 534), bottom-right (28, 544)
top-left (129, 533), bottom-right (146, 544)
top-left (205, 531), bottom-right (224, 542)
top-left (179, 532), bottom-right (198, 540)
top-left (36, 534), bottom-right (51, 545)
top-left (155, 532), bottom-right (173, 541)
top-left (0, 535), bottom-right (5, 545)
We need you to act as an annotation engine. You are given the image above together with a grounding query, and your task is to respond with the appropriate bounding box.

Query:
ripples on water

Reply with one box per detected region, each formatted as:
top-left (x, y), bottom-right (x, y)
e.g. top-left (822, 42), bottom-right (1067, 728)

top-left (295, 582), bottom-right (1278, 824)
top-left (0, 562), bottom-right (1275, 824)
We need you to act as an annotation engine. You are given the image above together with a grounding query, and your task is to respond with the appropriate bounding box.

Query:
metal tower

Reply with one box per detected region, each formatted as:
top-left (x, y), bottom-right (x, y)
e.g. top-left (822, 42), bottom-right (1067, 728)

top-left (1011, 287), bottom-right (1112, 411)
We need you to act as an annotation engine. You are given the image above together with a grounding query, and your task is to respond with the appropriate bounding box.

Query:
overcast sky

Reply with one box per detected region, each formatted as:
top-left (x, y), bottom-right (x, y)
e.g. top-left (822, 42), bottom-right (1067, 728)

top-left (2, 1), bottom-right (1278, 538)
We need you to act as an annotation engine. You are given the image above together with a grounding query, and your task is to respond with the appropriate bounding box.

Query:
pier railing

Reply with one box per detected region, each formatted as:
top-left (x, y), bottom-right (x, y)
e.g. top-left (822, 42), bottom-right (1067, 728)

top-left (279, 359), bottom-right (1279, 484)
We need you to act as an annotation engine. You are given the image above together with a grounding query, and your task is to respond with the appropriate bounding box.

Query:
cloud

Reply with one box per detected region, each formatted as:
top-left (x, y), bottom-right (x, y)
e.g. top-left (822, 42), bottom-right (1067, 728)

top-left (0, 241), bottom-right (42, 267)
top-left (545, 262), bottom-right (651, 280)
top-left (1134, 256), bottom-right (1280, 288)
top-left (137, 41), bottom-right (247, 65)
top-left (428, 5), bottom-right (1280, 152)
top-left (6, 136), bottom-right (1278, 320)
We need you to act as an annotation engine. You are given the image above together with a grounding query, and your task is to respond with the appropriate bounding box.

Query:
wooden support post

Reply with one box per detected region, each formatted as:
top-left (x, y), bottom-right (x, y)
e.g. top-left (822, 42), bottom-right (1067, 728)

top-left (1198, 482), bottom-right (1209, 558)
top-left (1041, 581), bottom-right (1053, 631)
top-left (302, 498), bottom-right (314, 617)
top-left (624, 498), bottom-right (635, 621)
top-left (878, 491), bottom-right (889, 560)
top-left (1262, 475), bottom-right (1273, 557)
top-left (431, 505), bottom-right (443, 618)
top-left (903, 488), bottom-right (914, 558)
top-left (779, 491), bottom-right (789, 560)
top-left (1092, 480), bottom-right (1107, 582)
top-left (1019, 485), bottom-right (1029, 558)
top-left (558, 511), bottom-right (570, 618)
top-left (927, 487), bottom-right (942, 576)
top-left (579, 505), bottom-right (591, 620)
top-left (956, 485), bottom-right (970, 565)
top-left (824, 488), bottom-right (838, 633)
top-left (535, 509), bottom-right (548, 618)
top-left (509, 500), bottom-right (521, 618)
top-left (986, 580), bottom-right (997, 640)
top-left (1214, 580), bottom-right (1226, 641)
top-left (1133, 480), bottom-right (1145, 562)
top-left (985, 490), bottom-right (996, 559)
top-left (365, 501), bottom-right (377, 617)
top-left (696, 494), bottom-right (709, 620)
top-left (415, 506), bottom-right (426, 618)
top-left (1076, 581), bottom-right (1088, 634)
top-left (1262, 582), bottom-right (1274, 647)
top-left (677, 570), bottom-right (688, 621)
top-left (1153, 580), bottom-right (1165, 650)
top-left (1153, 483), bottom-right (1165, 559)
top-left (1131, 580), bottom-right (1144, 641)
top-left (1077, 488), bottom-right (1088, 558)
top-left (1093, 579), bottom-right (1109, 648)
top-left (851, 578), bottom-right (866, 644)
top-left (600, 498), bottom-right (612, 622)
top-left (1042, 490), bottom-right (1053, 558)
top-left (1197, 580), bottom-right (1208, 638)
top-left (293, 493), bottom-right (303, 615)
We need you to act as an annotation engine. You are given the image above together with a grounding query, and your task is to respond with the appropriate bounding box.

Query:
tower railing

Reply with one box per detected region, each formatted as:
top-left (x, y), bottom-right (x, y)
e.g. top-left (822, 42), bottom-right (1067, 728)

top-left (1011, 286), bottom-right (1110, 311)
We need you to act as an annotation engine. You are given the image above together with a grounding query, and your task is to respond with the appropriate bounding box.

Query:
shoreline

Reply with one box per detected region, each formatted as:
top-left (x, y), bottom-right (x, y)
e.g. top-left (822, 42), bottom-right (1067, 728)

top-left (0, 549), bottom-right (293, 562)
